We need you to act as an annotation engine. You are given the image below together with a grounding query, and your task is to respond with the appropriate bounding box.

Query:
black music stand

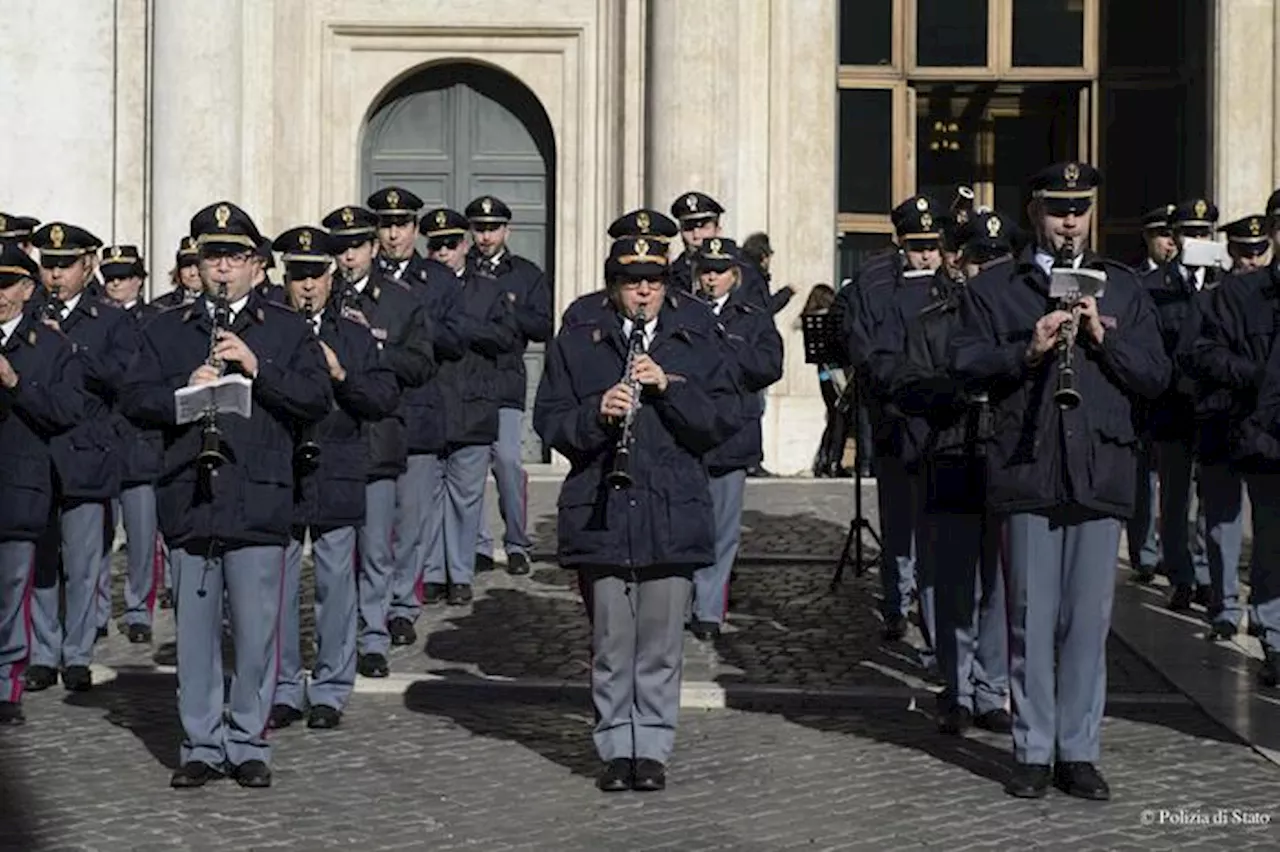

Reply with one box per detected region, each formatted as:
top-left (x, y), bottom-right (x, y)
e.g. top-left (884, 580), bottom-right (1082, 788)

top-left (801, 312), bottom-right (882, 589)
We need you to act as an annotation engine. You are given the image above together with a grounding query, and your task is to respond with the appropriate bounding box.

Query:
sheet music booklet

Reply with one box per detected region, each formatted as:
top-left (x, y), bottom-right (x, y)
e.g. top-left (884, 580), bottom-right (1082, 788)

top-left (174, 374), bottom-right (253, 425)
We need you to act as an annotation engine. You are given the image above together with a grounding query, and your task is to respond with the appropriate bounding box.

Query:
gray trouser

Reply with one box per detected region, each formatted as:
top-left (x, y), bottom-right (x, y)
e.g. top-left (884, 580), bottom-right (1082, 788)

top-left (172, 544), bottom-right (284, 768)
top-left (1003, 511), bottom-right (1119, 765)
top-left (117, 484), bottom-right (160, 627)
top-left (358, 478), bottom-right (397, 655)
top-left (924, 511), bottom-right (1008, 714)
top-left (875, 457), bottom-right (920, 618)
top-left (1127, 443), bottom-right (1159, 571)
top-left (1200, 463), bottom-right (1246, 626)
top-left (422, 444), bottom-right (489, 587)
top-left (32, 500), bottom-right (106, 668)
top-left (96, 503), bottom-right (113, 631)
top-left (1242, 474), bottom-right (1280, 653)
top-left (1156, 442), bottom-right (1210, 587)
top-left (590, 568), bottom-right (691, 763)
top-left (277, 527), bottom-right (358, 712)
top-left (0, 541), bottom-right (35, 703)
top-left (389, 454), bottom-right (442, 624)
top-left (692, 469), bottom-right (746, 625)
top-left (476, 407), bottom-right (531, 560)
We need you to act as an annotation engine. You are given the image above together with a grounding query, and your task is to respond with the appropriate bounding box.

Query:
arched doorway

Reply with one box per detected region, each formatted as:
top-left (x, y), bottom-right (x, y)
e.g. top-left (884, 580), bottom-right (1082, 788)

top-left (362, 62), bottom-right (556, 463)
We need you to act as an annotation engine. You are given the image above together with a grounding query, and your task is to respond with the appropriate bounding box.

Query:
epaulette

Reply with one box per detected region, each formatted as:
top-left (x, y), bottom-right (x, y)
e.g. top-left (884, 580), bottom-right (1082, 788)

top-left (26, 327), bottom-right (39, 346)
top-left (87, 304), bottom-right (99, 318)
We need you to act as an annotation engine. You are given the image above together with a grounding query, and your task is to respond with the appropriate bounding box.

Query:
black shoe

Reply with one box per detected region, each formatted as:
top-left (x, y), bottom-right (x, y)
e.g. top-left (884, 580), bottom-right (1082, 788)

top-left (746, 465), bottom-right (775, 478)
top-left (632, 758), bottom-right (667, 791)
top-left (170, 761), bottom-right (223, 789)
top-left (388, 617), bottom-right (417, 646)
top-left (1053, 762), bottom-right (1111, 800)
top-left (474, 553), bottom-right (495, 574)
top-left (596, 758), bottom-right (632, 792)
top-left (267, 704), bottom-right (303, 730)
top-left (974, 708), bottom-right (1013, 734)
top-left (158, 589), bottom-right (174, 610)
top-left (881, 613), bottom-right (907, 642)
top-left (448, 584), bottom-right (473, 606)
top-left (357, 653), bottom-right (390, 678)
top-left (507, 553), bottom-right (531, 576)
top-left (422, 583), bottom-right (448, 606)
top-left (1132, 567), bottom-right (1155, 584)
top-left (937, 705), bottom-right (972, 735)
top-left (95, 626), bottom-right (108, 640)
top-left (1168, 585), bottom-right (1193, 611)
top-left (0, 702), bottom-right (25, 726)
top-left (306, 705), bottom-right (341, 729)
top-left (62, 665), bottom-right (92, 692)
top-left (126, 624), bottom-right (152, 644)
top-left (1193, 584), bottom-right (1214, 608)
top-left (690, 621), bottom-right (721, 641)
top-left (23, 665), bottom-right (57, 692)
top-left (1209, 620), bottom-right (1238, 641)
top-left (1004, 763), bottom-right (1051, 798)
top-left (1261, 653), bottom-right (1279, 688)
top-left (231, 760), bottom-right (272, 788)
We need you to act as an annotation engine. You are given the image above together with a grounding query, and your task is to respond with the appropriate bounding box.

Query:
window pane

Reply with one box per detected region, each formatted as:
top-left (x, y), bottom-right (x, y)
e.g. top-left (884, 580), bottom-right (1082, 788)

top-left (838, 233), bottom-right (895, 286)
top-left (1102, 0), bottom-right (1179, 70)
top-left (1102, 87), bottom-right (1182, 221)
top-left (840, 0), bottom-right (894, 66)
top-left (917, 0), bottom-right (989, 67)
top-left (916, 90), bottom-right (978, 207)
top-left (838, 88), bottom-right (894, 214)
top-left (1012, 0), bottom-right (1085, 67)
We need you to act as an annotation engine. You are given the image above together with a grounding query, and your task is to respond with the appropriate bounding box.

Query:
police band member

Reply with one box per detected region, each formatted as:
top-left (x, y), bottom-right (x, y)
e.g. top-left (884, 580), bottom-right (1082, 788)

top-left (321, 204), bottom-right (436, 678)
top-left (120, 201), bottom-right (332, 789)
top-left (0, 244), bottom-right (84, 725)
top-left (99, 245), bottom-right (164, 643)
top-left (668, 192), bottom-right (770, 310)
top-left (885, 210), bottom-right (1013, 735)
top-left (465, 194), bottom-right (553, 577)
top-left (367, 186), bottom-right (456, 289)
top-left (950, 162), bottom-right (1170, 799)
top-left (154, 237), bottom-right (203, 309)
top-left (689, 238), bottom-right (783, 639)
top-left (0, 214), bottom-right (41, 259)
top-left (26, 222), bottom-right (135, 693)
top-left (533, 235), bottom-right (739, 793)
top-left (268, 226), bottom-right (399, 730)
top-left (1221, 214), bottom-right (1273, 272)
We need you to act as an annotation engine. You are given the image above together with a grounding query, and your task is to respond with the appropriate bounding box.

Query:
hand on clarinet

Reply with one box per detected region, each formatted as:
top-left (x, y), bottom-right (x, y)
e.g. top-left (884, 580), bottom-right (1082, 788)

top-left (1074, 295), bottom-right (1104, 345)
top-left (188, 364), bottom-right (221, 387)
top-left (631, 354), bottom-right (669, 393)
top-left (318, 341), bottom-right (347, 382)
top-left (213, 330), bottom-right (260, 378)
top-left (599, 382), bottom-right (633, 423)
top-left (1026, 310), bottom-right (1073, 364)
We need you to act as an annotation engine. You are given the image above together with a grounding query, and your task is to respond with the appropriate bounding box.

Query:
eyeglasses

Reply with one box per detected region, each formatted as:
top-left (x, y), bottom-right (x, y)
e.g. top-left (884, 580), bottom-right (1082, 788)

top-left (428, 237), bottom-right (463, 252)
top-left (199, 248), bottom-right (253, 266)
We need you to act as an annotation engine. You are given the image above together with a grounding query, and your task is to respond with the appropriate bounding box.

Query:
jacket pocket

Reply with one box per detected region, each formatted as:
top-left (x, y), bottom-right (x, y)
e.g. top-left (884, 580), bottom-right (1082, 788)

top-left (556, 473), bottom-right (613, 560)
top-left (1090, 410), bottom-right (1138, 508)
top-left (241, 448), bottom-right (293, 536)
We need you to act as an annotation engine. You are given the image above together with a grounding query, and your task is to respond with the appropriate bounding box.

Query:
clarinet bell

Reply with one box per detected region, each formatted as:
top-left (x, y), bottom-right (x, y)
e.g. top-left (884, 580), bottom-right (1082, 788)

top-left (606, 448), bottom-right (633, 489)
top-left (296, 440), bottom-right (321, 466)
top-left (198, 426), bottom-right (229, 471)
top-left (1053, 370), bottom-right (1082, 411)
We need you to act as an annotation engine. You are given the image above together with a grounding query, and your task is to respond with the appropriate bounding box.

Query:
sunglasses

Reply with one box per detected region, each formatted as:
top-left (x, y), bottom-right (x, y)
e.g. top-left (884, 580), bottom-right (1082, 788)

top-left (428, 236), bottom-right (463, 252)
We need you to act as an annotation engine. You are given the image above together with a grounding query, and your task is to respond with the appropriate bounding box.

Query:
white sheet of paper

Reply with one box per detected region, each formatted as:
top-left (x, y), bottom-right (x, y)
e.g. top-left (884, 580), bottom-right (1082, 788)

top-left (1049, 267), bottom-right (1107, 301)
top-left (173, 374), bottom-right (253, 425)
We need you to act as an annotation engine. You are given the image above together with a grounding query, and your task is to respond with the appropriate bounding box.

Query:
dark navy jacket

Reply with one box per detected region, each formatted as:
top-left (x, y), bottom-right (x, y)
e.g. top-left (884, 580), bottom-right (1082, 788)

top-left (470, 248), bottom-right (553, 410)
top-left (46, 294), bottom-right (139, 500)
top-left (292, 310), bottom-right (400, 528)
top-left (117, 301), bottom-right (165, 485)
top-left (0, 317), bottom-right (85, 540)
top-left (702, 286), bottom-right (784, 474)
top-left (436, 265), bottom-right (520, 448)
top-left (1141, 263), bottom-right (1215, 443)
top-left (119, 292), bottom-right (333, 548)
top-left (949, 248), bottom-right (1170, 518)
top-left (398, 258), bottom-right (468, 456)
top-left (341, 271), bottom-right (435, 480)
top-left (533, 293), bottom-right (741, 574)
top-left (153, 288), bottom-right (202, 310)
top-left (1184, 263), bottom-right (1279, 466)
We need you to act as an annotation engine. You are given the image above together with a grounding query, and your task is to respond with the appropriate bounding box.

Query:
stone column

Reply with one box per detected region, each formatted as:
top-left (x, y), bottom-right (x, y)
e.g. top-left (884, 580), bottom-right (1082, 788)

top-left (149, 0), bottom-right (245, 296)
top-left (1213, 0), bottom-right (1274, 223)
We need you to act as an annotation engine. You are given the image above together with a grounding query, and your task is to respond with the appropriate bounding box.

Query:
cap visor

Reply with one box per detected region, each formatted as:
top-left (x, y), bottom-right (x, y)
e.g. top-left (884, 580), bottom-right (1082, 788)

top-left (284, 260), bottom-right (330, 281)
top-left (1041, 199), bottom-right (1093, 217)
top-left (100, 262), bottom-right (142, 280)
top-left (609, 261), bottom-right (667, 281)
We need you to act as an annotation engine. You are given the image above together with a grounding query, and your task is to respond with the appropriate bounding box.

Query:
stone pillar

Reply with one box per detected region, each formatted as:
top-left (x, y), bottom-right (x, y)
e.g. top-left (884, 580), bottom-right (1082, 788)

top-left (149, 0), bottom-right (245, 296)
top-left (1213, 0), bottom-right (1274, 223)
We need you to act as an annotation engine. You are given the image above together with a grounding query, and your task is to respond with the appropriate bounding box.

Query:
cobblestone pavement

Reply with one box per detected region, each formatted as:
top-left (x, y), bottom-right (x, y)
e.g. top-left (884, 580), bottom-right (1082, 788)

top-left (23, 480), bottom-right (1269, 850)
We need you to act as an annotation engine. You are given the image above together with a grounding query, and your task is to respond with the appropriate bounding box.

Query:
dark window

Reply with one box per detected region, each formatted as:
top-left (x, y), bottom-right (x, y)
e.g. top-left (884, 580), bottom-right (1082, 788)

top-left (1102, 87), bottom-right (1182, 221)
top-left (838, 233), bottom-right (895, 285)
top-left (1102, 0), bottom-right (1179, 71)
top-left (839, 0), bottom-right (894, 66)
top-left (916, 92), bottom-right (978, 207)
top-left (838, 88), bottom-right (894, 214)
top-left (1012, 0), bottom-right (1085, 67)
top-left (917, 0), bottom-right (989, 67)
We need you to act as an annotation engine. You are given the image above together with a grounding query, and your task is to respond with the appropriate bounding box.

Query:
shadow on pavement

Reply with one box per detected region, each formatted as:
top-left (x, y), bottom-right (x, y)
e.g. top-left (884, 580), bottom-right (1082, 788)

top-left (0, 738), bottom-right (39, 851)
top-left (62, 670), bottom-right (181, 770)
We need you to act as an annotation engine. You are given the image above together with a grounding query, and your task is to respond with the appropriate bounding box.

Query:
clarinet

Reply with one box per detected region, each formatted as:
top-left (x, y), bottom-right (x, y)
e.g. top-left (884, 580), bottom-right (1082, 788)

top-left (606, 307), bottom-right (648, 489)
top-left (44, 282), bottom-right (63, 323)
top-left (197, 283), bottom-right (231, 473)
top-left (295, 297), bottom-right (322, 466)
top-left (1052, 237), bottom-right (1083, 410)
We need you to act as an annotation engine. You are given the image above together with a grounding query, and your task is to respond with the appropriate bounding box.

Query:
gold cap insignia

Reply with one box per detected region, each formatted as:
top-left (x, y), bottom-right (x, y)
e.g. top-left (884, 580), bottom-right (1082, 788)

top-left (685, 194), bottom-right (698, 211)
top-left (435, 210), bottom-right (447, 228)
top-left (1251, 218), bottom-right (1262, 236)
top-left (1194, 199), bottom-right (1208, 220)
top-left (635, 238), bottom-right (650, 256)
top-left (0, 215), bottom-right (7, 231)
top-left (481, 198), bottom-right (493, 215)
top-left (215, 204), bottom-right (231, 230)
top-left (50, 224), bottom-right (64, 248)
top-left (916, 197), bottom-right (929, 212)
top-left (636, 211), bottom-right (651, 232)
top-left (920, 212), bottom-right (933, 231)
top-left (709, 238), bottom-right (722, 254)
top-left (987, 216), bottom-right (1002, 237)
top-left (341, 207), bottom-right (355, 226)
top-left (110, 246), bottom-right (123, 260)
top-left (1064, 162), bottom-right (1081, 187)
top-left (386, 190), bottom-right (400, 209)
top-left (299, 230), bottom-right (313, 250)
top-left (1166, 204), bottom-right (1176, 215)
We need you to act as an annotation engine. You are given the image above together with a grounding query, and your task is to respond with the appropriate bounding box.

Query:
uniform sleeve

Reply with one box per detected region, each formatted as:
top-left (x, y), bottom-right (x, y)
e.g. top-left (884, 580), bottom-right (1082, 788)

top-left (252, 324), bottom-right (334, 425)
top-left (866, 296), bottom-right (908, 398)
top-left (334, 329), bottom-right (402, 421)
top-left (650, 340), bottom-right (743, 455)
top-left (532, 330), bottom-right (613, 459)
top-left (118, 327), bottom-right (186, 426)
top-left (723, 311), bottom-right (784, 392)
top-left (380, 300), bottom-right (436, 387)
top-left (466, 291), bottom-right (520, 357)
top-left (892, 313), bottom-right (960, 416)
top-left (949, 285), bottom-right (1030, 382)
top-left (425, 281), bottom-right (466, 361)
top-left (515, 267), bottom-right (553, 344)
top-left (1185, 285), bottom-right (1260, 390)
top-left (81, 313), bottom-right (140, 399)
top-left (1090, 284), bottom-right (1172, 400)
top-left (0, 340), bottom-right (85, 434)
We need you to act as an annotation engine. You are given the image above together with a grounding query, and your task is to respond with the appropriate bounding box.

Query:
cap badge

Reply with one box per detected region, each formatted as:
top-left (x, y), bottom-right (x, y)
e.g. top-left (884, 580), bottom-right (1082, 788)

top-left (110, 246), bottom-right (123, 260)
top-left (386, 190), bottom-right (400, 209)
top-left (915, 197), bottom-right (929, 212)
top-left (50, 224), bottom-right (65, 249)
top-left (635, 238), bottom-right (650, 257)
top-left (215, 204), bottom-right (231, 230)
top-left (1194, 199), bottom-right (1208, 220)
top-left (0, 215), bottom-right (7, 231)
top-left (709, 238), bottom-right (722, 254)
top-left (920, 212), bottom-right (933, 231)
top-left (481, 198), bottom-right (493, 215)
top-left (341, 207), bottom-right (355, 226)
top-left (987, 216), bottom-right (1002, 237)
top-left (685, 194), bottom-right (698, 211)
top-left (435, 210), bottom-right (447, 228)
top-left (1251, 218), bottom-right (1262, 236)
top-left (636, 211), bottom-right (651, 232)
top-left (1064, 162), bottom-right (1081, 188)
top-left (1166, 204), bottom-right (1176, 215)
top-left (299, 230), bottom-right (313, 251)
